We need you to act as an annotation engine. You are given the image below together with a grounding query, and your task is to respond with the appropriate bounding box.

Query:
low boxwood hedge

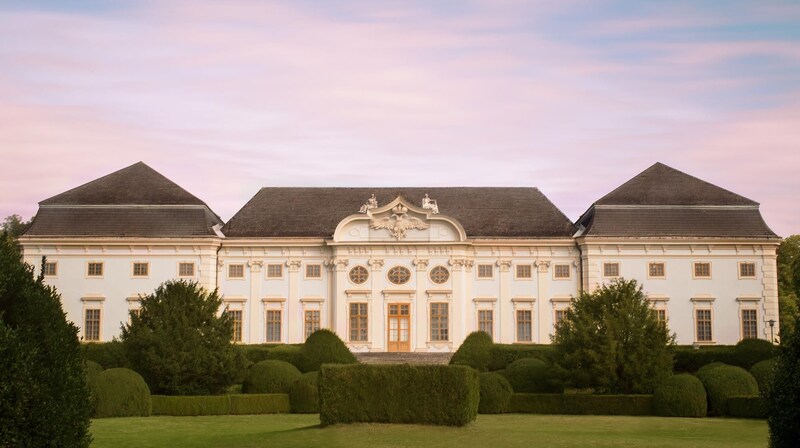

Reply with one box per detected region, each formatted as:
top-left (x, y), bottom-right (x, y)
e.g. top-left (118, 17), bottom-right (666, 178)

top-left (504, 358), bottom-right (564, 393)
top-left (450, 331), bottom-right (494, 371)
top-left (674, 342), bottom-right (778, 373)
top-left (478, 372), bottom-right (512, 414)
top-left (83, 341), bottom-right (127, 369)
top-left (151, 395), bottom-right (230, 416)
top-left (508, 394), bottom-right (653, 415)
top-left (653, 374), bottom-right (707, 417)
top-left (230, 394), bottom-right (291, 415)
top-left (727, 396), bottom-right (765, 419)
top-left (319, 364), bottom-right (479, 426)
top-left (267, 345), bottom-right (305, 370)
top-left (696, 363), bottom-right (759, 416)
top-left (487, 344), bottom-right (557, 371)
top-left (92, 368), bottom-right (151, 418)
top-left (290, 372), bottom-right (320, 414)
top-left (242, 360), bottom-right (302, 394)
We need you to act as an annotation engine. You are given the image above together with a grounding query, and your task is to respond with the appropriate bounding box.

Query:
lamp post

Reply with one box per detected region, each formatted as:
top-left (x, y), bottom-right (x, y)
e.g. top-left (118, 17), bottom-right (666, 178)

top-left (768, 319), bottom-right (776, 344)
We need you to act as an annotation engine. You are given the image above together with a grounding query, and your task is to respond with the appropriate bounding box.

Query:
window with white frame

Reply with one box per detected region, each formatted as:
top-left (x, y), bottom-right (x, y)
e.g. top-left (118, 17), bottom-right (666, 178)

top-left (516, 309), bottom-right (532, 342)
top-left (430, 303), bottom-right (449, 341)
top-left (132, 262), bottom-right (149, 278)
top-left (43, 261), bottom-right (58, 277)
top-left (694, 262), bottom-right (711, 279)
top-left (648, 262), bottom-right (665, 278)
top-left (349, 303), bottom-right (368, 342)
top-left (229, 310), bottom-right (243, 343)
top-left (305, 264), bottom-right (322, 278)
top-left (516, 264), bottom-right (532, 279)
top-left (554, 309), bottom-right (567, 328)
top-left (739, 262), bottom-right (756, 278)
top-left (87, 262), bottom-right (104, 277)
top-left (696, 309), bottom-right (713, 342)
top-left (603, 262), bottom-right (619, 278)
top-left (228, 264), bottom-right (245, 279)
top-left (178, 262), bottom-right (195, 277)
top-left (304, 310), bottom-right (321, 339)
top-left (266, 264), bottom-right (283, 278)
top-left (553, 264), bottom-right (570, 279)
top-left (741, 309), bottom-right (758, 340)
top-left (84, 309), bottom-right (101, 342)
top-left (478, 309), bottom-right (493, 336)
top-left (477, 264), bottom-right (493, 278)
top-left (265, 310), bottom-right (282, 342)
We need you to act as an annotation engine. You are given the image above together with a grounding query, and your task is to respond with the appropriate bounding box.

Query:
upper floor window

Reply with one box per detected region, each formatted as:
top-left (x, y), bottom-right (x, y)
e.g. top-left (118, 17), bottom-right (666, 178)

top-left (429, 266), bottom-right (450, 284)
top-left (739, 262), bottom-right (756, 279)
top-left (306, 264), bottom-right (322, 279)
top-left (132, 262), bottom-right (149, 278)
top-left (228, 264), bottom-right (245, 279)
top-left (266, 264), bottom-right (283, 278)
top-left (603, 262), bottom-right (619, 278)
top-left (477, 264), bottom-right (493, 278)
top-left (349, 266), bottom-right (369, 284)
top-left (694, 262), bottom-right (711, 279)
top-left (648, 262), bottom-right (665, 278)
top-left (516, 265), bottom-right (532, 279)
top-left (388, 266), bottom-right (411, 285)
top-left (178, 262), bottom-right (195, 277)
top-left (553, 264), bottom-right (570, 279)
top-left (87, 262), bottom-right (104, 277)
top-left (43, 261), bottom-right (58, 277)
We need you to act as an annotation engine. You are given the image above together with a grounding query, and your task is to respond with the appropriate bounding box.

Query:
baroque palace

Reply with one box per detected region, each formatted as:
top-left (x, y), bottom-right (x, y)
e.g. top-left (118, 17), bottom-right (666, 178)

top-left (18, 162), bottom-right (780, 351)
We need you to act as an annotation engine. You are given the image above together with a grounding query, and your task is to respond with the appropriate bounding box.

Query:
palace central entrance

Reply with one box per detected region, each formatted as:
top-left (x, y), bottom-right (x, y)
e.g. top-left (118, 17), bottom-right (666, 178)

top-left (387, 303), bottom-right (410, 352)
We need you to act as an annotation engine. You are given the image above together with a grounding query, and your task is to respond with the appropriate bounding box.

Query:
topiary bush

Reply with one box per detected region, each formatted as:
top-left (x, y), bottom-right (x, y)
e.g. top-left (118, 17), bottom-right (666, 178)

top-left (267, 344), bottom-right (305, 370)
top-left (92, 368), bottom-right (151, 418)
top-left (299, 329), bottom-right (357, 373)
top-left (450, 331), bottom-right (494, 371)
top-left (488, 344), bottom-right (558, 371)
top-left (84, 360), bottom-right (104, 386)
top-left (504, 358), bottom-right (565, 393)
top-left (653, 374), bottom-right (707, 417)
top-left (734, 338), bottom-right (777, 369)
top-left (765, 315), bottom-right (800, 447)
top-left (290, 372), bottom-right (320, 413)
top-left (696, 362), bottom-right (727, 376)
top-left (750, 358), bottom-right (778, 396)
top-left (242, 360), bottom-right (302, 394)
top-left (696, 363), bottom-right (759, 416)
top-left (478, 372), bottom-right (512, 414)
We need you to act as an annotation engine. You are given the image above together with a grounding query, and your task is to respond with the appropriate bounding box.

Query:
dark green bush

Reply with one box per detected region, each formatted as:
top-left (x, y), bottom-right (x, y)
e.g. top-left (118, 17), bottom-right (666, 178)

top-left (696, 364), bottom-right (759, 416)
top-left (750, 358), bottom-right (778, 396)
top-left (92, 368), bottom-right (151, 418)
top-left (478, 372), bottom-right (512, 414)
top-left (290, 372), bottom-right (320, 413)
top-left (487, 344), bottom-right (557, 371)
top-left (84, 360), bottom-right (104, 385)
top-left (151, 395), bottom-right (230, 416)
top-left (237, 344), bottom-right (282, 363)
top-left (765, 315), bottom-right (800, 447)
top-left (504, 358), bottom-right (564, 393)
top-left (728, 396), bottom-right (765, 419)
top-left (508, 394), bottom-right (653, 415)
top-left (450, 331), bottom-right (493, 371)
top-left (82, 341), bottom-right (127, 369)
top-left (230, 394), bottom-right (290, 415)
top-left (697, 362), bottom-right (727, 376)
top-left (300, 329), bottom-right (357, 373)
top-left (735, 339), bottom-right (777, 370)
top-left (653, 374), bottom-right (707, 417)
top-left (242, 360), bottom-right (302, 394)
top-left (319, 364), bottom-right (479, 426)
top-left (674, 343), bottom-right (779, 373)
top-left (267, 344), bottom-right (305, 370)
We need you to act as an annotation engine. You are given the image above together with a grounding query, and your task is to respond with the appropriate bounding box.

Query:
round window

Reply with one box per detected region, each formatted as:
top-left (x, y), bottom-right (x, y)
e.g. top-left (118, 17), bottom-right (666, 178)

top-left (349, 265), bottom-right (369, 284)
top-left (429, 266), bottom-right (450, 284)
top-left (387, 266), bottom-right (411, 285)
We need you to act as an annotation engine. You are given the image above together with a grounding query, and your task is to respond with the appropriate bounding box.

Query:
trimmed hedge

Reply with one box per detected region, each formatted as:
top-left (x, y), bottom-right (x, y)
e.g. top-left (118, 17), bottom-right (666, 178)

top-left (267, 345), bottom-right (305, 370)
top-left (750, 358), bottom-right (777, 396)
top-left (697, 362), bottom-right (727, 376)
top-left (83, 341), bottom-right (127, 369)
top-left (230, 394), bottom-right (291, 415)
top-left (696, 363), bottom-right (759, 416)
top-left (478, 372), bottom-right (512, 414)
top-left (319, 364), bottom-right (479, 426)
top-left (300, 329), bottom-right (357, 373)
top-left (451, 331), bottom-right (494, 371)
top-left (504, 358), bottom-right (564, 393)
top-left (242, 360), bottom-right (302, 394)
top-left (727, 396), bottom-right (765, 419)
top-left (487, 344), bottom-right (557, 371)
top-left (508, 394), bottom-right (653, 415)
top-left (653, 374), bottom-right (707, 417)
top-left (151, 394), bottom-right (290, 416)
top-left (237, 344), bottom-right (286, 364)
top-left (84, 360), bottom-right (103, 385)
top-left (674, 342), bottom-right (778, 373)
top-left (734, 339), bottom-right (777, 369)
top-left (92, 368), bottom-right (151, 418)
top-left (290, 372), bottom-right (320, 414)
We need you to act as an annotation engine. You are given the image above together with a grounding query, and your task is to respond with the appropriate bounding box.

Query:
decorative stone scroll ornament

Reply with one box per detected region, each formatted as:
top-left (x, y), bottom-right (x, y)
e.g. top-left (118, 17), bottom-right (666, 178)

top-left (497, 259), bottom-right (513, 272)
top-left (412, 258), bottom-right (430, 270)
top-left (370, 204), bottom-right (429, 240)
top-left (248, 260), bottom-right (263, 272)
top-left (359, 194), bottom-right (378, 213)
top-left (534, 260), bottom-right (552, 273)
top-left (367, 258), bottom-right (385, 271)
top-left (422, 194), bottom-right (439, 214)
top-left (326, 258), bottom-right (349, 271)
top-left (286, 260), bottom-right (302, 272)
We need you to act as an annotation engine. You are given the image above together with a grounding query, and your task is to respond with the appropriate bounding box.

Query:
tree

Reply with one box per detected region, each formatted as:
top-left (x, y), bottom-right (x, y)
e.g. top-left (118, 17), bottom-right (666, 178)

top-left (120, 280), bottom-right (242, 395)
top-left (0, 233), bottom-right (92, 447)
top-left (1, 214), bottom-right (30, 238)
top-left (777, 235), bottom-right (800, 340)
top-left (553, 278), bottom-right (675, 394)
top-left (765, 315), bottom-right (800, 447)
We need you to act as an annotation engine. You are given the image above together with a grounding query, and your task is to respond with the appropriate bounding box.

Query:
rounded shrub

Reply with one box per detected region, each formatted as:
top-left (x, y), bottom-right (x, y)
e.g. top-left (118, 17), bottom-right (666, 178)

top-left (734, 338), bottom-right (776, 369)
top-left (653, 374), bottom-right (707, 417)
top-left (290, 371), bottom-right (319, 413)
top-left (92, 368), bottom-right (151, 418)
top-left (696, 362), bottom-right (726, 376)
top-left (696, 363), bottom-right (759, 416)
top-left (504, 358), bottom-right (564, 393)
top-left (478, 372), bottom-right (512, 414)
top-left (751, 357), bottom-right (778, 396)
top-left (450, 331), bottom-right (493, 372)
top-left (299, 329), bottom-right (357, 373)
top-left (84, 360), bottom-right (104, 385)
top-left (242, 360), bottom-right (302, 394)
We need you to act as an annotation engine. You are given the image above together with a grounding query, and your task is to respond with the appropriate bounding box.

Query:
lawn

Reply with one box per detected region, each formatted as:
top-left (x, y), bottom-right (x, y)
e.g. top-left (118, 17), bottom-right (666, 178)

top-left (90, 414), bottom-right (768, 448)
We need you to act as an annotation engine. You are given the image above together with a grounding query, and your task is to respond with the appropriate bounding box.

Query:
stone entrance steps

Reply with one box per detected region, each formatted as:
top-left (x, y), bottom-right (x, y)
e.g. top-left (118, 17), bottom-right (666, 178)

top-left (355, 352), bottom-right (453, 365)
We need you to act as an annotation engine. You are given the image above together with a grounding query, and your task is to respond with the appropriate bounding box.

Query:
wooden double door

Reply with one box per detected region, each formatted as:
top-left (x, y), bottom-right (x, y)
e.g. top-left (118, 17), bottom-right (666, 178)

top-left (387, 303), bottom-right (410, 352)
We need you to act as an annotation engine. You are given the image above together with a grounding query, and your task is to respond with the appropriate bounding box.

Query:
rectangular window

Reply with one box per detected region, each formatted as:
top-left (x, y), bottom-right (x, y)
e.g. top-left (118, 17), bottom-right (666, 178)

top-left (228, 264), bottom-right (245, 279)
top-left (696, 309), bottom-right (713, 342)
top-left (267, 264), bottom-right (283, 278)
top-left (132, 262), bottom-right (149, 277)
top-left (603, 262), bottom-right (619, 278)
top-left (306, 264), bottom-right (321, 278)
top-left (516, 265), bottom-right (532, 279)
top-left (84, 309), bottom-right (101, 342)
top-left (516, 309), bottom-right (532, 342)
top-left (87, 262), bottom-right (104, 277)
top-left (430, 303), bottom-right (449, 341)
top-left (304, 310), bottom-right (321, 339)
top-left (477, 264), bottom-right (493, 278)
top-left (43, 261), bottom-right (58, 277)
top-left (349, 303), bottom-right (368, 342)
top-left (554, 309), bottom-right (567, 328)
top-left (740, 262), bottom-right (756, 278)
top-left (554, 264), bottom-right (571, 279)
top-left (649, 263), bottom-right (665, 278)
top-left (178, 262), bottom-right (195, 277)
top-left (694, 262), bottom-right (711, 278)
top-left (478, 310), bottom-right (493, 336)
top-left (742, 309), bottom-right (758, 339)
top-left (229, 310), bottom-right (243, 343)
top-left (265, 310), bottom-right (282, 342)
top-left (651, 309), bottom-right (667, 326)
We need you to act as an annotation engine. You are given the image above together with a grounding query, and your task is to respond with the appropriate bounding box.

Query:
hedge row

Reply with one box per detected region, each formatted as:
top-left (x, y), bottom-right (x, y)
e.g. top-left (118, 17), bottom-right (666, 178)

top-left (508, 394), bottom-right (653, 415)
top-left (727, 396), bottom-right (765, 419)
top-left (150, 394), bottom-right (290, 416)
top-left (319, 364), bottom-right (479, 426)
top-left (487, 344), bottom-right (557, 371)
top-left (674, 340), bottom-right (777, 372)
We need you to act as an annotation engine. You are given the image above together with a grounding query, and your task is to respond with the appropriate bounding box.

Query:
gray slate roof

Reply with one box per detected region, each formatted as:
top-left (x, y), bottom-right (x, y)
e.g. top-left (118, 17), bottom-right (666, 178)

top-left (223, 187), bottom-right (575, 238)
top-left (579, 163), bottom-right (777, 238)
top-left (24, 162), bottom-right (222, 238)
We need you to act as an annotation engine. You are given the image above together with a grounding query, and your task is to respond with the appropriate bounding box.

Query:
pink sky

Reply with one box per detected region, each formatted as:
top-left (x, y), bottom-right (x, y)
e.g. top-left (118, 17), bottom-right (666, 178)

top-left (1, 1), bottom-right (798, 235)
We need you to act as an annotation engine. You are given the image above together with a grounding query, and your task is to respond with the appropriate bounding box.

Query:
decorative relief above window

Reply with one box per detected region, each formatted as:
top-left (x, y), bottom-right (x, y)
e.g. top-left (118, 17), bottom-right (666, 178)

top-left (387, 266), bottom-right (411, 285)
top-left (429, 266), bottom-right (450, 284)
top-left (349, 265), bottom-right (369, 284)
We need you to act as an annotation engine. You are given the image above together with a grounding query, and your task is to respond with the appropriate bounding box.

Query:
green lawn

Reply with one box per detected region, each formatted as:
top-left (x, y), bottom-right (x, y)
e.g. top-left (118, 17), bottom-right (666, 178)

top-left (90, 414), bottom-right (767, 448)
